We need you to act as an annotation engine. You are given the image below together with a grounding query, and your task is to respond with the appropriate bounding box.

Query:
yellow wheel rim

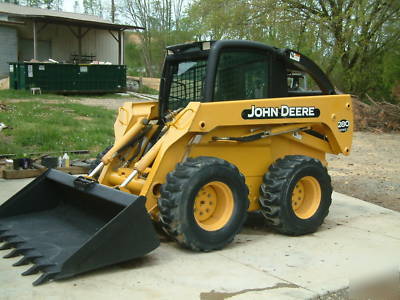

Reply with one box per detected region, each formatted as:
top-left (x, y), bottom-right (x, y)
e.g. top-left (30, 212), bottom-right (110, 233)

top-left (194, 181), bottom-right (234, 231)
top-left (291, 176), bottom-right (321, 219)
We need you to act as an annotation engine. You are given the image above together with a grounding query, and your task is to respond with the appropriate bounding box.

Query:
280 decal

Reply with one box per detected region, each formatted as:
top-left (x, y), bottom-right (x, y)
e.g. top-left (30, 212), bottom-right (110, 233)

top-left (337, 119), bottom-right (350, 132)
top-left (242, 105), bottom-right (320, 119)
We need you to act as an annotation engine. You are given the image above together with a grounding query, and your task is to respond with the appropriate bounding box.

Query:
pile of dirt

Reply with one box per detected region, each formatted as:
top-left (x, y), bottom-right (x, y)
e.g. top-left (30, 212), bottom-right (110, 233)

top-left (353, 96), bottom-right (400, 132)
top-left (0, 103), bottom-right (7, 112)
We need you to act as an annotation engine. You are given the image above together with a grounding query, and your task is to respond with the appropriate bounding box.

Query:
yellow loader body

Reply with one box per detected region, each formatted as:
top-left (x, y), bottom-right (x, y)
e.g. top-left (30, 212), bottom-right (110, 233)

top-left (101, 94), bottom-right (352, 216)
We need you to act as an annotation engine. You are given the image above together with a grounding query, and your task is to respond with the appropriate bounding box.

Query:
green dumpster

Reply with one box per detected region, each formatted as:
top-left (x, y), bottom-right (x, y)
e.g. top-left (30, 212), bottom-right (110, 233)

top-left (8, 63), bottom-right (22, 90)
top-left (8, 63), bottom-right (126, 94)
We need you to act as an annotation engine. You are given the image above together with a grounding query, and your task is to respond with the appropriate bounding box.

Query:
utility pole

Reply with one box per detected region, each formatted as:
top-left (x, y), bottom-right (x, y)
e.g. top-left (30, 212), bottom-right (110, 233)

top-left (111, 0), bottom-right (115, 23)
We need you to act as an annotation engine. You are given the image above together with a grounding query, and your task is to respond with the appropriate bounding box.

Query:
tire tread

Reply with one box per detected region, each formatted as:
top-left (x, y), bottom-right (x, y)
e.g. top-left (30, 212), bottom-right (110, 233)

top-left (159, 156), bottom-right (249, 251)
top-left (259, 155), bottom-right (332, 235)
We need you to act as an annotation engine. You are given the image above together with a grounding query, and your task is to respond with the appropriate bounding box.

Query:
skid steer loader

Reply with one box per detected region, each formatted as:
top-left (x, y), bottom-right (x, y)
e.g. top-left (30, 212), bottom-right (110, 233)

top-left (0, 40), bottom-right (353, 285)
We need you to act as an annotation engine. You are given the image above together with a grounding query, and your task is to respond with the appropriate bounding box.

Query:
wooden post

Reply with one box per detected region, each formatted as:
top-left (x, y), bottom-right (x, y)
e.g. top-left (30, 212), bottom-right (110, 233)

top-left (33, 20), bottom-right (37, 60)
top-left (78, 26), bottom-right (82, 62)
top-left (121, 31), bottom-right (124, 65)
top-left (118, 30), bottom-right (122, 65)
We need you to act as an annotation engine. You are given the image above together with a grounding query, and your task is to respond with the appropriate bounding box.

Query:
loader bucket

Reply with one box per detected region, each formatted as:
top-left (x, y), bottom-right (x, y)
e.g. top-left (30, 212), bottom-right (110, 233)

top-left (0, 169), bottom-right (160, 286)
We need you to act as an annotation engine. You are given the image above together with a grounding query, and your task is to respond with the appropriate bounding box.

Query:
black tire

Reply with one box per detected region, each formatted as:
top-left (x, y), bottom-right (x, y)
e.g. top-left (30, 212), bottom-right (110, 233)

top-left (158, 156), bottom-right (249, 251)
top-left (259, 155), bottom-right (332, 236)
top-left (88, 145), bottom-right (112, 174)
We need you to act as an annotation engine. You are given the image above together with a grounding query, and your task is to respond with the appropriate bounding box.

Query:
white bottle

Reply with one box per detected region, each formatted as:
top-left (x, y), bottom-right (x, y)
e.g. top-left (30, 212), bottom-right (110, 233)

top-left (62, 153), bottom-right (70, 168)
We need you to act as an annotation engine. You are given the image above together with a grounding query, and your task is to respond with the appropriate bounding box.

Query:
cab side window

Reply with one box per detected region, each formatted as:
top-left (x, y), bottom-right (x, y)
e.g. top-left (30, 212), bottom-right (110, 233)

top-left (214, 50), bottom-right (269, 101)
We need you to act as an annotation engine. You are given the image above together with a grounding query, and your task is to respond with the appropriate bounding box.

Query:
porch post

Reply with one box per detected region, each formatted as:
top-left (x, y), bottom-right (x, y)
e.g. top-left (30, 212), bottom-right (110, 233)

top-left (118, 30), bottom-right (122, 65)
top-left (33, 20), bottom-right (37, 60)
top-left (78, 26), bottom-right (82, 61)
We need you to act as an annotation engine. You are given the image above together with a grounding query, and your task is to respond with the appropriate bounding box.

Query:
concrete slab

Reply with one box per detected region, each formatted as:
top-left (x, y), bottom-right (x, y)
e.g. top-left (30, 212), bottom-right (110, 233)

top-left (0, 178), bottom-right (399, 299)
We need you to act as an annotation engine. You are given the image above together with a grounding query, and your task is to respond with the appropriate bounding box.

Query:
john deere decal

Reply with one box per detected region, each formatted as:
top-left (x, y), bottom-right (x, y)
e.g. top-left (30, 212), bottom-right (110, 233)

top-left (242, 105), bottom-right (320, 119)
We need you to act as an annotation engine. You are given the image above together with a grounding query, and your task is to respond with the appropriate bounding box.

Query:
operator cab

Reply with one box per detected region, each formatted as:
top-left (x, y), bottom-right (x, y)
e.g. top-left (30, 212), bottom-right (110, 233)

top-left (159, 40), bottom-right (336, 119)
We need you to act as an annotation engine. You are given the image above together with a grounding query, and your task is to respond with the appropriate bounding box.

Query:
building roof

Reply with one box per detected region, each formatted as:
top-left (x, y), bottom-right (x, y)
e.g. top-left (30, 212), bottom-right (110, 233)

top-left (0, 3), bottom-right (143, 31)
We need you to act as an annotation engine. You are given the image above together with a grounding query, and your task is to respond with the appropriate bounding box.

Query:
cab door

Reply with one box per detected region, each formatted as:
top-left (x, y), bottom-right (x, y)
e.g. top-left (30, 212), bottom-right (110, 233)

top-left (212, 49), bottom-right (270, 101)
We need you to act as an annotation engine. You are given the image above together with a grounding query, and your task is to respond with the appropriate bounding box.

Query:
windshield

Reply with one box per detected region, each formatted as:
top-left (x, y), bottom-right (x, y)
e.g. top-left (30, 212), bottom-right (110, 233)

top-left (168, 59), bottom-right (207, 111)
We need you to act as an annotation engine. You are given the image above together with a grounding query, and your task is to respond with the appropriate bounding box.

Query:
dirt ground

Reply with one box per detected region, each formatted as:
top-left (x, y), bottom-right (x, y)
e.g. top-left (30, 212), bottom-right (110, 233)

top-left (4, 95), bottom-right (152, 111)
top-left (327, 131), bottom-right (400, 212)
top-left (69, 97), bottom-right (151, 110)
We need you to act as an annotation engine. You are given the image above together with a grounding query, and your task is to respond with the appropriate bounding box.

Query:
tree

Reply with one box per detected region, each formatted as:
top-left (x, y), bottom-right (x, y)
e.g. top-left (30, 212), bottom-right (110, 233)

top-left (1, 0), bottom-right (64, 10)
top-left (273, 1), bottom-right (400, 91)
top-left (2, 0), bottom-right (20, 4)
top-left (382, 43), bottom-right (400, 103)
top-left (83, 0), bottom-right (104, 17)
top-left (187, 0), bottom-right (400, 101)
top-left (123, 0), bottom-right (193, 77)
top-left (42, 0), bottom-right (63, 10)
top-left (73, 0), bottom-right (80, 13)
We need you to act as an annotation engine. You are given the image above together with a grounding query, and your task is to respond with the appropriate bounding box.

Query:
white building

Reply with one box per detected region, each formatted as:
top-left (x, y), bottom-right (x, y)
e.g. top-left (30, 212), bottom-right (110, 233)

top-left (0, 3), bottom-right (143, 78)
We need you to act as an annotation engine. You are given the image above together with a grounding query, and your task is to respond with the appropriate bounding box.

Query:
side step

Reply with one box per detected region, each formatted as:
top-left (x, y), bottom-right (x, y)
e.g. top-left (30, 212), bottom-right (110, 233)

top-left (0, 169), bottom-right (160, 285)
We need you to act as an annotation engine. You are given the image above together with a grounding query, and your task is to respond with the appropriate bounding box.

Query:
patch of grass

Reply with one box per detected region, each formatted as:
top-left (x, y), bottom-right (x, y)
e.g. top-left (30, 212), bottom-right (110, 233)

top-left (0, 89), bottom-right (133, 101)
top-left (0, 101), bottom-right (116, 157)
top-left (0, 89), bottom-right (67, 101)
